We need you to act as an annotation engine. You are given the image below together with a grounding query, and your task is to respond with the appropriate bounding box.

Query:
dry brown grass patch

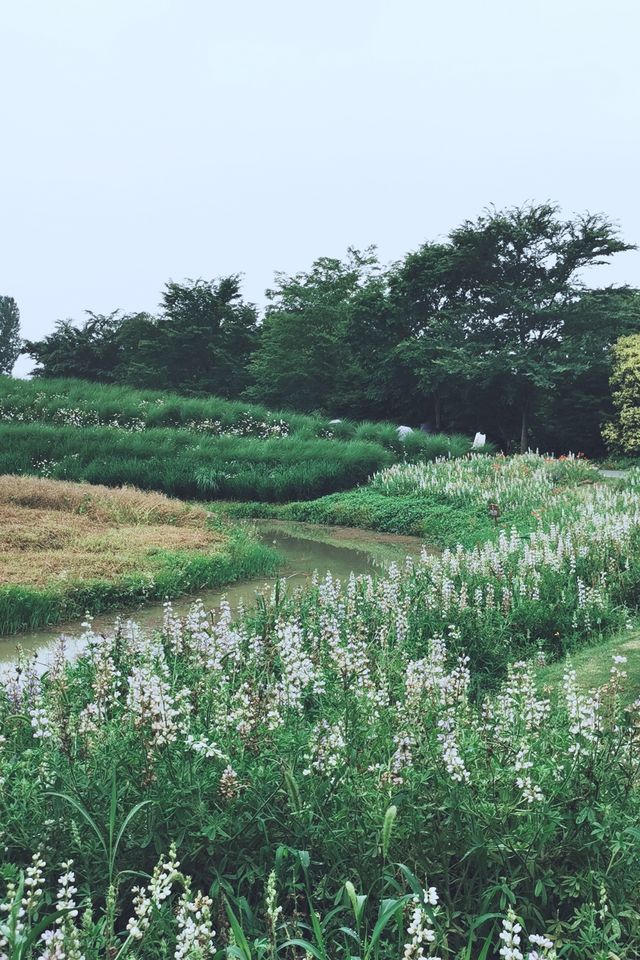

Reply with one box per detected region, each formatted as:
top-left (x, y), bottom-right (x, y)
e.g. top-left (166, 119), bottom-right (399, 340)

top-left (0, 474), bottom-right (208, 526)
top-left (0, 475), bottom-right (223, 587)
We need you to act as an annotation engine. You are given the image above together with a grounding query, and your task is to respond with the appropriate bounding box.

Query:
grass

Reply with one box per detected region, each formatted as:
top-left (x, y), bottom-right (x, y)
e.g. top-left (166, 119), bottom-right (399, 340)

top-left (213, 454), bottom-right (603, 548)
top-left (598, 455), bottom-right (640, 470)
top-left (0, 377), bottom-right (475, 502)
top-left (0, 475), bottom-right (280, 634)
top-left (217, 489), bottom-right (500, 547)
top-left (0, 421), bottom-right (394, 502)
top-left (537, 623), bottom-right (640, 698)
top-left (0, 374), bottom-right (473, 458)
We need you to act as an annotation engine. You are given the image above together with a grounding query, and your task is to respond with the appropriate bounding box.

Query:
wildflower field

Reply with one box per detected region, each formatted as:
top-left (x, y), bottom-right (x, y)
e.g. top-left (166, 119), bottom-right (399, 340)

top-left (216, 452), bottom-right (602, 548)
top-left (3, 455), bottom-right (640, 957)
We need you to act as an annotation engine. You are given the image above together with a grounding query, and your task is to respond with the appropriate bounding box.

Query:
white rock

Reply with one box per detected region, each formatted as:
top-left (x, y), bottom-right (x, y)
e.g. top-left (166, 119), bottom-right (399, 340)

top-left (397, 425), bottom-right (413, 439)
top-left (472, 432), bottom-right (486, 449)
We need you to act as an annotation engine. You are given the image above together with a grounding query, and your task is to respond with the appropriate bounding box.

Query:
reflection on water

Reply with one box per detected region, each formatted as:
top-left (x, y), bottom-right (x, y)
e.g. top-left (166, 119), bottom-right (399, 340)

top-left (0, 521), bottom-right (426, 673)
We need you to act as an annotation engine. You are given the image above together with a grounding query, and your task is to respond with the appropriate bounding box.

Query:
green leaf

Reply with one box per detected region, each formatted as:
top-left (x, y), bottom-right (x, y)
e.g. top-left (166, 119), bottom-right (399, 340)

top-left (279, 938), bottom-right (326, 959)
top-left (224, 899), bottom-right (253, 960)
top-left (47, 792), bottom-right (107, 861)
top-left (365, 895), bottom-right (412, 959)
top-left (111, 800), bottom-right (152, 874)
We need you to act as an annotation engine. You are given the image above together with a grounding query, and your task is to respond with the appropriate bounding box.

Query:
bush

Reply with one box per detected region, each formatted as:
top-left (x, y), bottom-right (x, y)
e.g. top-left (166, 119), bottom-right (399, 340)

top-left (602, 333), bottom-right (640, 455)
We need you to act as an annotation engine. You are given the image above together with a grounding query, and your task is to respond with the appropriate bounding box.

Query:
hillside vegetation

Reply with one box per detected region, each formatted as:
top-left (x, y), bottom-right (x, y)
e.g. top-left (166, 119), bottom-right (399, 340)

top-left (21, 204), bottom-right (640, 457)
top-left (0, 378), bottom-right (471, 501)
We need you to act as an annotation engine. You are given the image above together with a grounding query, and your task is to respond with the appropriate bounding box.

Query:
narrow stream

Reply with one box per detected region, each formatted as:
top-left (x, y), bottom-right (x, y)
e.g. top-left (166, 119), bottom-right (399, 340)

top-left (0, 520), bottom-right (426, 671)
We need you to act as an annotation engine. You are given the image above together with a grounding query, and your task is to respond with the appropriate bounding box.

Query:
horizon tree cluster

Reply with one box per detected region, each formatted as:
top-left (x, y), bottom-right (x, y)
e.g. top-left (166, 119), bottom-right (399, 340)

top-left (9, 202), bottom-right (640, 455)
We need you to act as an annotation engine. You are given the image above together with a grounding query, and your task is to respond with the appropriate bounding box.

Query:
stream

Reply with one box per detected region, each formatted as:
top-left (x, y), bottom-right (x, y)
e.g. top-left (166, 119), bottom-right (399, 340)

top-left (0, 520), bottom-right (426, 672)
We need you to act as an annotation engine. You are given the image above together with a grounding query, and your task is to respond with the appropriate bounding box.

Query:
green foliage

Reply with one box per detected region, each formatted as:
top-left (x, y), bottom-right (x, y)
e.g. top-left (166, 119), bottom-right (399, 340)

top-left (226, 490), bottom-right (497, 548)
top-left (19, 205), bottom-right (639, 454)
top-left (0, 295), bottom-right (21, 375)
top-left (2, 458), bottom-right (640, 956)
top-left (2, 467), bottom-right (640, 955)
top-left (247, 248), bottom-right (380, 413)
top-left (221, 452), bottom-right (593, 550)
top-left (24, 277), bottom-right (258, 398)
top-left (444, 203), bottom-right (636, 452)
top-left (140, 276), bottom-right (258, 396)
top-left (0, 375), bottom-right (471, 454)
top-left (245, 206), bottom-right (638, 450)
top-left (22, 310), bottom-right (153, 383)
top-left (0, 378), bottom-right (475, 502)
top-left (602, 332), bottom-right (640, 455)
top-left (0, 421), bottom-right (394, 502)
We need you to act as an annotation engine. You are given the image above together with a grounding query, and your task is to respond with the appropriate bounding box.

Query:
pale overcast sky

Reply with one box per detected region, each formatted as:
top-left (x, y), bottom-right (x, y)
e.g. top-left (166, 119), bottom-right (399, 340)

top-left (2, 0), bottom-right (639, 376)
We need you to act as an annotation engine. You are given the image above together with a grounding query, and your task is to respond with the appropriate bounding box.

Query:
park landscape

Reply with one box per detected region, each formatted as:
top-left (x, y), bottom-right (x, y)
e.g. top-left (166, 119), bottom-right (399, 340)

top-left (2, 205), bottom-right (640, 959)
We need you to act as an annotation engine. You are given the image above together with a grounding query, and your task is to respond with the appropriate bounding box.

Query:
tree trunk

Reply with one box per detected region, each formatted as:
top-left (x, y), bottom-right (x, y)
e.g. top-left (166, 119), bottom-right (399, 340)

top-left (520, 404), bottom-right (528, 454)
top-left (434, 391), bottom-right (442, 432)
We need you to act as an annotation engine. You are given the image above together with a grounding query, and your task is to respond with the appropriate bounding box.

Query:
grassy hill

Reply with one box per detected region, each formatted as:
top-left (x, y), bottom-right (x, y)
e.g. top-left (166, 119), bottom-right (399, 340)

top-left (0, 377), bottom-right (471, 500)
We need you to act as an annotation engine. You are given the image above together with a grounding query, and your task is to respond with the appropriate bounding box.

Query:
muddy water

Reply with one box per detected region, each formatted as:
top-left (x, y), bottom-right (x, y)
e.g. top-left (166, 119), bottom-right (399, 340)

top-left (0, 520), bottom-right (426, 671)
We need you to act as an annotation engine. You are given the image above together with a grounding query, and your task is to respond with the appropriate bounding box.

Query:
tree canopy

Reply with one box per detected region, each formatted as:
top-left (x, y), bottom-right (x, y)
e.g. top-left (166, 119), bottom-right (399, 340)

top-left (0, 296), bottom-right (21, 375)
top-left (19, 203), bottom-right (640, 454)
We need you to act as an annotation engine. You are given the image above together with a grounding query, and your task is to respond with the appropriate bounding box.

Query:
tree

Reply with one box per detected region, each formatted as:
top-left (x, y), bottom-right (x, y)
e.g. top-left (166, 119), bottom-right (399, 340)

top-left (23, 277), bottom-right (257, 397)
top-left (248, 248), bottom-right (380, 413)
top-left (445, 203), bottom-right (636, 452)
top-left (532, 287), bottom-right (640, 454)
top-left (24, 311), bottom-right (154, 382)
top-left (136, 276), bottom-right (258, 397)
top-left (337, 271), bottom-right (403, 420)
top-left (602, 331), bottom-right (640, 455)
top-left (386, 243), bottom-right (467, 430)
top-left (0, 296), bottom-right (22, 374)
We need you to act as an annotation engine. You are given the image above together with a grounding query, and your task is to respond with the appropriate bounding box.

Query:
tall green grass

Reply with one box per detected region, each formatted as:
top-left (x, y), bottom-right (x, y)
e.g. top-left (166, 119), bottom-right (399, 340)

top-left (217, 489), bottom-right (502, 547)
top-left (0, 422), bottom-right (395, 501)
top-left (0, 376), bottom-right (472, 459)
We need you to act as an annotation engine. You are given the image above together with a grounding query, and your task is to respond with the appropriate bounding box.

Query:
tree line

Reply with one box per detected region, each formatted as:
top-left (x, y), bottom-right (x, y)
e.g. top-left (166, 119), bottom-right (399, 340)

top-left (8, 202), bottom-right (640, 454)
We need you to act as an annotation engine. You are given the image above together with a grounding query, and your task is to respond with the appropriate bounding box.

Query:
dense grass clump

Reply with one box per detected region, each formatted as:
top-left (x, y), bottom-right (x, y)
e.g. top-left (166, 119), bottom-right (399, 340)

top-left (0, 422), bottom-right (394, 501)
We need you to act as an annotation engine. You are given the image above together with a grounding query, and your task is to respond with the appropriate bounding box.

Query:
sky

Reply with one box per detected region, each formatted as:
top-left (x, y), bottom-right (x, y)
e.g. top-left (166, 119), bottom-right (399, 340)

top-left (2, 0), bottom-right (640, 376)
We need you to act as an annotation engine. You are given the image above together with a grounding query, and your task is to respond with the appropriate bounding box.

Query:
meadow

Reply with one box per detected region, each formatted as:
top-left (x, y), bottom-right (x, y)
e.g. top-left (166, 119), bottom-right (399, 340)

top-left (215, 452), bottom-right (601, 548)
top-left (0, 476), bottom-right (279, 634)
top-left (0, 378), bottom-right (471, 501)
top-left (2, 455), bottom-right (640, 957)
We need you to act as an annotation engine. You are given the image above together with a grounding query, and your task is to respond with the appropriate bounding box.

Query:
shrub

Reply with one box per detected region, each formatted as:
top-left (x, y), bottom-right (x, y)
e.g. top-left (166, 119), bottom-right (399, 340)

top-left (602, 333), bottom-right (640, 455)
